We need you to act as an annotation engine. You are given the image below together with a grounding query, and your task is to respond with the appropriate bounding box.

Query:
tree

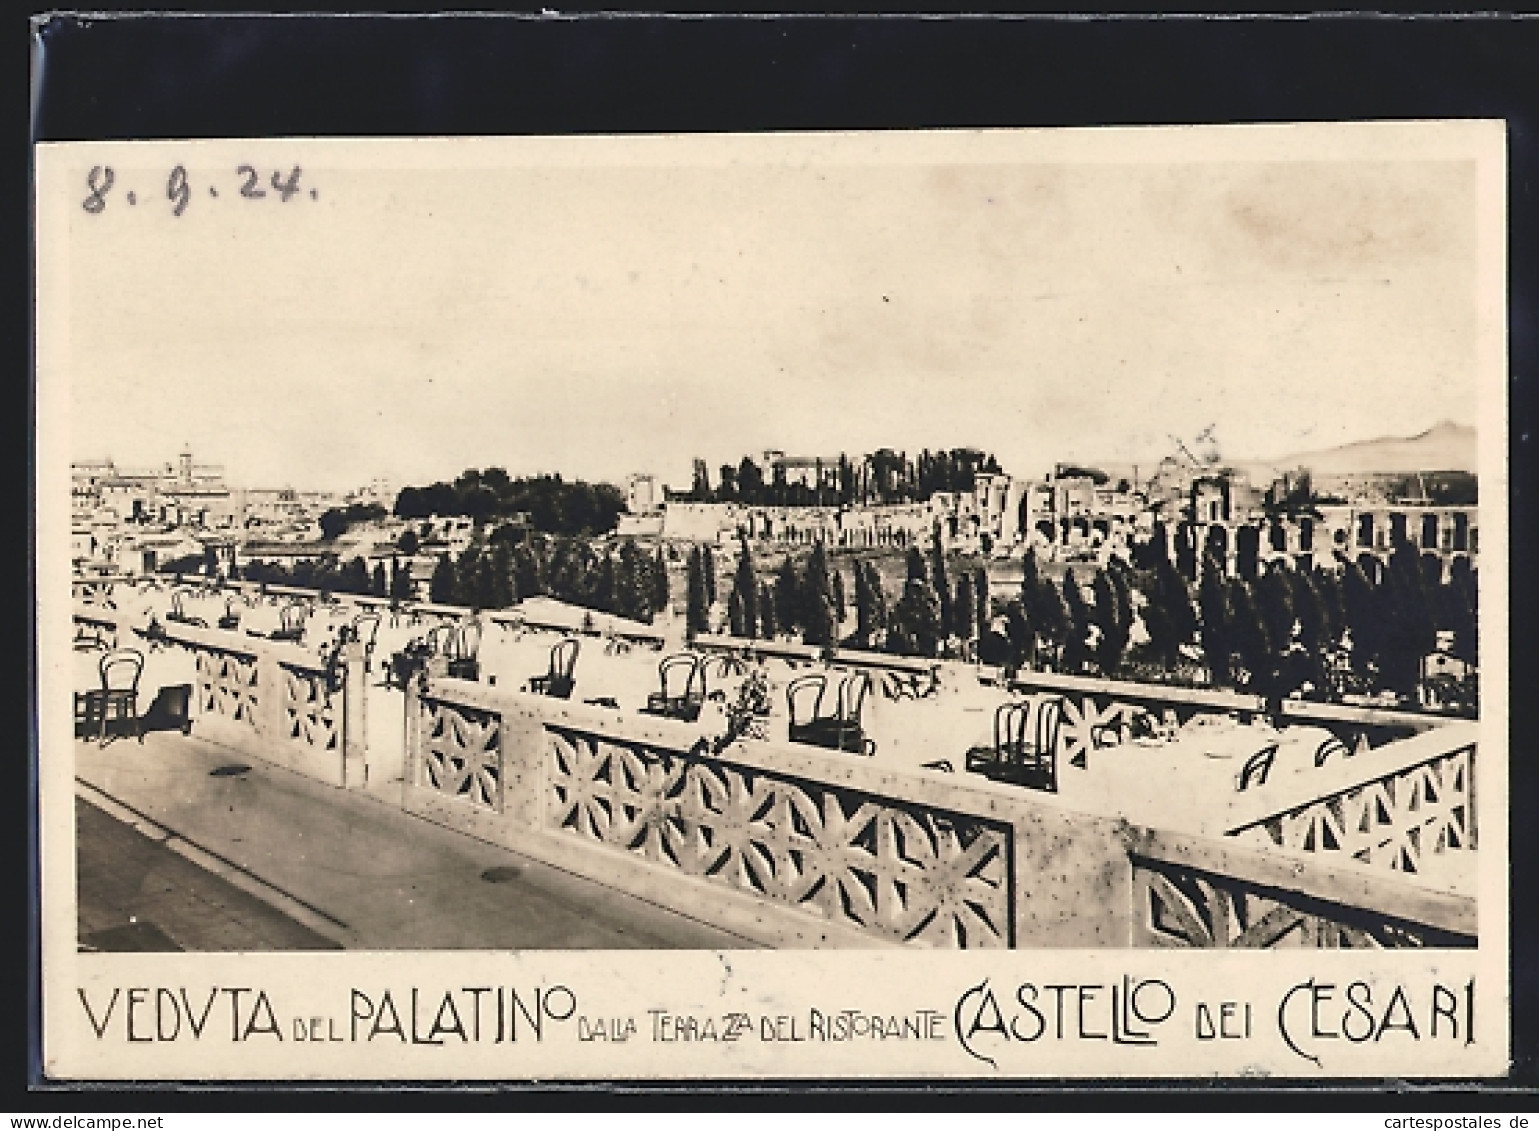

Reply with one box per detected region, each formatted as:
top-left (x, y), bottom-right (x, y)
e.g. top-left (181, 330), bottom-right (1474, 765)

top-left (802, 584), bottom-right (836, 647)
top-left (371, 561), bottom-right (387, 597)
top-left (1379, 537), bottom-right (1439, 697)
top-left (685, 547), bottom-right (710, 637)
top-left (389, 556), bottom-right (413, 600)
top-left (1227, 577), bottom-right (1276, 694)
top-left (737, 456), bottom-right (764, 504)
top-left (1092, 566), bottom-right (1133, 676)
top-left (319, 509), bottom-right (349, 541)
top-left (397, 529), bottom-right (420, 555)
top-left (889, 579), bottom-right (942, 658)
top-left (730, 539), bottom-right (759, 639)
top-left (202, 544), bottom-right (219, 578)
top-left (774, 556), bottom-right (800, 638)
top-left (1198, 554), bottom-right (1232, 685)
top-left (831, 568), bottom-right (846, 625)
top-left (1000, 599), bottom-right (1032, 669)
top-left (759, 582), bottom-right (779, 638)
top-left (954, 573), bottom-right (978, 650)
top-left (973, 567), bottom-right (990, 638)
top-left (801, 544), bottom-right (833, 629)
top-left (1143, 553), bottom-right (1196, 669)
top-left (862, 561), bottom-right (888, 647)
top-left (1060, 571), bottom-right (1092, 674)
top-left (429, 556), bottom-right (456, 604)
top-left (929, 532), bottom-right (953, 639)
top-left (905, 545), bottom-right (927, 586)
top-left (701, 546), bottom-right (717, 604)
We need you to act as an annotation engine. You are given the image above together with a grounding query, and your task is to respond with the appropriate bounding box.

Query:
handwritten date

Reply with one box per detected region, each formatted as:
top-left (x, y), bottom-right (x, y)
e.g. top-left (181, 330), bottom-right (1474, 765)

top-left (82, 165), bottom-right (317, 216)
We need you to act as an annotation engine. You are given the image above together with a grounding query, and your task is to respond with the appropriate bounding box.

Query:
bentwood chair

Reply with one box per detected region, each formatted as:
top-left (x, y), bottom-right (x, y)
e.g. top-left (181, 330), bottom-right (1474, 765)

top-left (644, 653), bottom-right (706, 722)
top-left (168, 589), bottom-right (207, 628)
top-left (78, 648), bottom-right (147, 747)
top-left (217, 596), bottom-right (242, 631)
top-left (529, 637), bottom-right (580, 699)
top-left (968, 695), bottom-right (1064, 792)
top-left (446, 620), bottom-right (482, 681)
top-left (787, 671), bottom-right (875, 756)
top-left (269, 603), bottom-right (307, 643)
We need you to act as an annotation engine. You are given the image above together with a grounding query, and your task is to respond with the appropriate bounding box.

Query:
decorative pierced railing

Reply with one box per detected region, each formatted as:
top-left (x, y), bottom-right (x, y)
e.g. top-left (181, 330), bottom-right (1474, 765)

top-left (402, 678), bottom-right (1477, 950)
top-left (545, 723), bottom-right (1014, 948)
top-left (162, 621), bottom-right (364, 789)
top-left (1223, 722), bottom-right (1478, 883)
top-left (1126, 827), bottom-right (1475, 948)
top-left (71, 579), bottom-right (119, 610)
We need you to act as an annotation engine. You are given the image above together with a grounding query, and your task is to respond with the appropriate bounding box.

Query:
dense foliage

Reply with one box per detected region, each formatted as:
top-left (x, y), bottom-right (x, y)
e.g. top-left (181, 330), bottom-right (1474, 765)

top-left (393, 468), bottom-right (625, 536)
top-left (689, 447), bottom-right (1004, 507)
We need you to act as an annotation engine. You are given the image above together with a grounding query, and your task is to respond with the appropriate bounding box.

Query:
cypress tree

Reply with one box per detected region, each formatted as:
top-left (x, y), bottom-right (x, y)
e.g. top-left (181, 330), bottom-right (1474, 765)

top-left (802, 587), bottom-right (836, 646)
top-left (905, 545), bottom-right (927, 585)
top-left (801, 543), bottom-right (833, 630)
top-left (702, 546), bottom-right (717, 605)
top-left (371, 561), bottom-right (387, 597)
top-left (954, 573), bottom-right (978, 647)
top-left (1060, 570), bottom-right (1092, 674)
top-left (1198, 553), bottom-right (1232, 686)
top-left (732, 539), bottom-right (759, 639)
top-left (651, 546), bottom-right (670, 615)
top-left (728, 588), bottom-right (747, 638)
top-left (974, 567), bottom-right (990, 638)
top-left (490, 544), bottom-right (515, 608)
top-left (1227, 577), bottom-right (1276, 694)
top-left (930, 532), bottom-right (953, 638)
top-left (1002, 599), bottom-right (1032, 669)
top-left (863, 561), bottom-right (889, 644)
top-left (774, 556), bottom-right (800, 637)
top-left (429, 556), bottom-right (456, 604)
top-left (685, 548), bottom-right (710, 637)
top-left (831, 568), bottom-right (846, 625)
top-left (759, 582), bottom-right (779, 638)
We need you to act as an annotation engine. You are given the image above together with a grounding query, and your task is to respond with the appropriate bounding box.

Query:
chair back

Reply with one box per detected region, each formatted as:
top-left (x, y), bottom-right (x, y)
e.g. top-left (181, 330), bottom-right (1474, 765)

top-left (785, 674), bottom-right (827, 727)
top-left (994, 700), bottom-right (1029, 756)
top-left (1032, 696), bottom-right (1066, 767)
top-left (1238, 744), bottom-right (1280, 791)
top-left (835, 671), bottom-right (870, 724)
top-left (551, 637), bottom-right (580, 680)
top-left (280, 604), bottom-right (307, 633)
top-left (449, 620), bottom-right (482, 661)
top-left (658, 653), bottom-right (700, 699)
top-left (170, 590), bottom-right (189, 618)
top-left (353, 613), bottom-right (381, 647)
top-left (424, 623), bottom-right (453, 656)
top-left (1313, 735), bottom-right (1349, 768)
top-left (100, 648), bottom-right (145, 693)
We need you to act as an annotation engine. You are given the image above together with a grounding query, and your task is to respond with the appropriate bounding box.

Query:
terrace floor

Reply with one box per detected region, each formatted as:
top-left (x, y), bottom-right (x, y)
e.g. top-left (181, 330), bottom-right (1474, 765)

top-left (74, 731), bottom-right (760, 952)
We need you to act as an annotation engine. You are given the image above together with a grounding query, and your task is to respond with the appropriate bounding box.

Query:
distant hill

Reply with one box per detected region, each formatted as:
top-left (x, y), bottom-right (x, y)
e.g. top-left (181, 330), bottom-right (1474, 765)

top-left (1241, 420), bottom-right (1477, 480)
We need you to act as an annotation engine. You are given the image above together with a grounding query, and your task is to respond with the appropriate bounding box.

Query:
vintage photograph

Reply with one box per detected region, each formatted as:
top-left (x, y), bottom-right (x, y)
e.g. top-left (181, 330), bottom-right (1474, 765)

top-left (35, 122), bottom-right (1507, 1079)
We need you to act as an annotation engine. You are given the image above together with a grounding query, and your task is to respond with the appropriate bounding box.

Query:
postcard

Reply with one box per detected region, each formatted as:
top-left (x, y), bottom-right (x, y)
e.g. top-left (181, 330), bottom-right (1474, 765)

top-left (35, 121), bottom-right (1508, 1080)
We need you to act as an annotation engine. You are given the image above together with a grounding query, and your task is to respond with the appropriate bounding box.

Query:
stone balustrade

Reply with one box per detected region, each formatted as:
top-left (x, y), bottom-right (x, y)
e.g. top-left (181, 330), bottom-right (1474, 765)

top-left (69, 583), bottom-right (1482, 948)
top-left (399, 676), bottom-right (1475, 950)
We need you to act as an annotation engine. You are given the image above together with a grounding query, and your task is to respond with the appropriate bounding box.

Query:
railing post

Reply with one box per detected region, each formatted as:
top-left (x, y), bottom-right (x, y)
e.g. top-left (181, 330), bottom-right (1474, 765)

top-left (254, 643), bottom-right (285, 746)
top-left (403, 672), bottom-right (423, 793)
top-left (500, 697), bottom-right (548, 831)
top-left (342, 639), bottom-right (368, 788)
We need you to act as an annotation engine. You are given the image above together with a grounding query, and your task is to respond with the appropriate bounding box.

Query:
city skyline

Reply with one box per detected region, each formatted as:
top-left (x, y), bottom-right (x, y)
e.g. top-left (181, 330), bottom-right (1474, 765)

top-left (64, 127), bottom-right (1483, 495)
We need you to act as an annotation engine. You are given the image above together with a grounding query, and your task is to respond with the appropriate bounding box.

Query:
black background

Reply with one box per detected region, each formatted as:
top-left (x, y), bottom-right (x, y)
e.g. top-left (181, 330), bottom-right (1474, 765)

top-left (22, 11), bottom-right (1539, 1108)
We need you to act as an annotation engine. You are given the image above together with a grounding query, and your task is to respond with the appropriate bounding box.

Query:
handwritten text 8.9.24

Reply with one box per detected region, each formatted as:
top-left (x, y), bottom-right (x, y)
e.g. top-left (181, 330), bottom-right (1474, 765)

top-left (81, 165), bottom-right (317, 217)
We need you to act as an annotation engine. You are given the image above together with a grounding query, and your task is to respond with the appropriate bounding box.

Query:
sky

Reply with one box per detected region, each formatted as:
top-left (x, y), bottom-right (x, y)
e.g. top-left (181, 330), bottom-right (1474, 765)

top-left (53, 127), bottom-right (1490, 494)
